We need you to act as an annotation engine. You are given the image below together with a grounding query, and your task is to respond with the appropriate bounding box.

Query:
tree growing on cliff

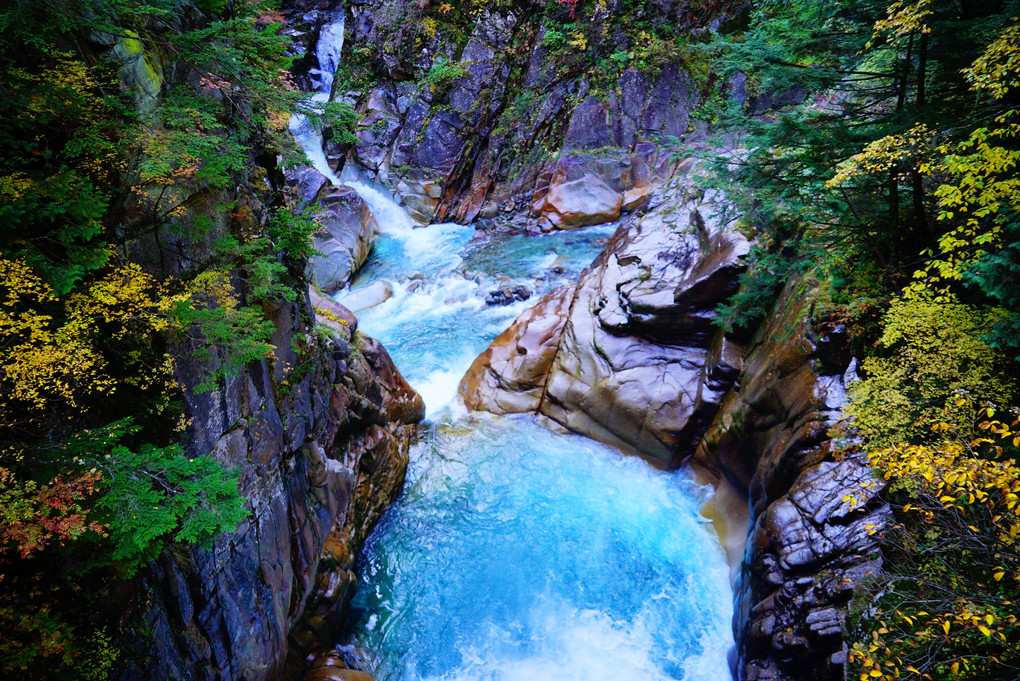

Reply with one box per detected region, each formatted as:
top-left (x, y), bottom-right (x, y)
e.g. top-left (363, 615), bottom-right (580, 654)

top-left (0, 0), bottom-right (344, 674)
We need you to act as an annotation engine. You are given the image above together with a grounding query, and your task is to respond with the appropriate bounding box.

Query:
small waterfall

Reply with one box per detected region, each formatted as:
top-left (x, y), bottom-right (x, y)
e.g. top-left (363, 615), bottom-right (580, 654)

top-left (339, 165), bottom-right (415, 236)
top-left (314, 18), bottom-right (346, 96)
top-left (290, 13), bottom-right (418, 236)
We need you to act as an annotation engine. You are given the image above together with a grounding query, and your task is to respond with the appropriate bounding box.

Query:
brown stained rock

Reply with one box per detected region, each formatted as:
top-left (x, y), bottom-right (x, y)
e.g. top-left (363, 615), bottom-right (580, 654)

top-left (459, 286), bottom-right (575, 414)
top-left (359, 336), bottom-right (426, 425)
top-left (464, 169), bottom-right (749, 468)
top-left (622, 185), bottom-right (651, 211)
top-left (310, 288), bottom-right (358, 338)
top-left (305, 651), bottom-right (375, 681)
top-left (541, 175), bottom-right (623, 229)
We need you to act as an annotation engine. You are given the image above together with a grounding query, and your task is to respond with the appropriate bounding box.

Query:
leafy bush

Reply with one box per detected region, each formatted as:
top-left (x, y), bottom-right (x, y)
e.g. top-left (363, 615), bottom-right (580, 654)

top-left (421, 55), bottom-right (468, 96)
top-left (846, 295), bottom-right (1017, 449)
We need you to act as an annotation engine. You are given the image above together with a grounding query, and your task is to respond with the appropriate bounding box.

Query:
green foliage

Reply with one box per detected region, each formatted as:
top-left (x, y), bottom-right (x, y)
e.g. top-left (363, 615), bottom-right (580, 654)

top-left (57, 419), bottom-right (248, 575)
top-left (0, 56), bottom-right (128, 294)
top-left (422, 55), bottom-right (469, 97)
top-left (195, 0), bottom-right (226, 15)
top-left (848, 405), bottom-right (1020, 681)
top-left (96, 441), bottom-right (247, 574)
top-left (713, 247), bottom-right (798, 332)
top-left (0, 1), bottom-right (323, 674)
top-left (846, 295), bottom-right (1017, 449)
top-left (173, 299), bottom-right (276, 394)
top-left (75, 629), bottom-right (120, 681)
top-left (267, 205), bottom-right (321, 264)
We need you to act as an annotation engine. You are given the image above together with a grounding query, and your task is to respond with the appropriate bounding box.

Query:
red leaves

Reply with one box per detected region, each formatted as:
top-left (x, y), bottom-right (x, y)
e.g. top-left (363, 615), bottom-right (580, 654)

top-left (0, 468), bottom-right (105, 559)
top-left (555, 0), bottom-right (580, 18)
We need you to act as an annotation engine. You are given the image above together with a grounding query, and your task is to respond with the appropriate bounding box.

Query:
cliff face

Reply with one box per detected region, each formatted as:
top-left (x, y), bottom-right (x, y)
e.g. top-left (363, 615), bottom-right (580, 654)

top-left (288, 0), bottom-right (732, 228)
top-left (101, 8), bottom-right (425, 678)
top-left (695, 279), bottom-right (889, 681)
top-left (117, 277), bottom-right (422, 681)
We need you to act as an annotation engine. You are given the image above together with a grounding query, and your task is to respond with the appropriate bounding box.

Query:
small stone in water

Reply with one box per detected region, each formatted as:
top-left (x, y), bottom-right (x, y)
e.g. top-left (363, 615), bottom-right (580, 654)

top-left (485, 285), bottom-right (532, 306)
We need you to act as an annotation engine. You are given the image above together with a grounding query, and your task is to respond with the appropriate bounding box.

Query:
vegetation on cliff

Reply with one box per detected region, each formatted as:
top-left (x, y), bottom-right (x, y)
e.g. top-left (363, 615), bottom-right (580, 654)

top-left (0, 0), bottom-right (356, 675)
top-left (709, 1), bottom-right (1020, 679)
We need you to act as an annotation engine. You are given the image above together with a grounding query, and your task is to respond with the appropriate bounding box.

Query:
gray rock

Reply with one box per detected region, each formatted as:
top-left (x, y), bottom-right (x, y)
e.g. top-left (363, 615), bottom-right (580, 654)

top-left (308, 185), bottom-right (379, 293)
top-left (462, 167), bottom-right (749, 467)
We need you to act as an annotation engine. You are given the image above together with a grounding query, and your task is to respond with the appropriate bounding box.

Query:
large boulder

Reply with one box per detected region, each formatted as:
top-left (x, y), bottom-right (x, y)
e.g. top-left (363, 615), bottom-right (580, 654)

top-left (307, 185), bottom-right (379, 293)
top-left (530, 148), bottom-right (675, 230)
top-left (461, 171), bottom-right (749, 467)
top-left (461, 285), bottom-right (575, 414)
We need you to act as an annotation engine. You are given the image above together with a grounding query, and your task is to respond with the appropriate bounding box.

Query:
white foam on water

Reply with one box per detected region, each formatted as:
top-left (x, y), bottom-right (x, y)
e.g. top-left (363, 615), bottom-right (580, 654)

top-left (436, 601), bottom-right (675, 681)
top-left (337, 165), bottom-right (416, 234)
top-left (316, 17), bottom-right (346, 95)
top-left (289, 92), bottom-right (342, 185)
top-left (288, 12), bottom-right (426, 243)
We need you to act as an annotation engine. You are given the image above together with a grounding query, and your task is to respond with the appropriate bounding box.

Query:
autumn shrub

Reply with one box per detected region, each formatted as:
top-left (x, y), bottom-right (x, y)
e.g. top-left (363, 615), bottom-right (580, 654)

top-left (0, 0), bottom-right (345, 674)
top-left (846, 295), bottom-right (1017, 448)
top-left (847, 404), bottom-right (1020, 681)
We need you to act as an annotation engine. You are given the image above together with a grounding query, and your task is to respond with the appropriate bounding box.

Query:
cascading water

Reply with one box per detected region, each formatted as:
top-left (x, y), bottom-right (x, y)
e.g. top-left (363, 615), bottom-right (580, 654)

top-left (289, 14), bottom-right (418, 237)
top-left (293, 15), bottom-right (735, 681)
top-left (340, 219), bottom-right (735, 681)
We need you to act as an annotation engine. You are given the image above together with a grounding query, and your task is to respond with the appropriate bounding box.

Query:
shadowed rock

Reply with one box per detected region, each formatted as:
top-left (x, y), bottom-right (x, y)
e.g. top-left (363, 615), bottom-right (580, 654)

top-left (307, 185), bottom-right (379, 293)
top-left (695, 278), bottom-right (888, 681)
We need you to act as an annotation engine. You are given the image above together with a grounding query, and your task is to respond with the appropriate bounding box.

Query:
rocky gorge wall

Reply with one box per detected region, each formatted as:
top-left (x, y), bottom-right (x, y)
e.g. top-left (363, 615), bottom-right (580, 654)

top-left (117, 287), bottom-right (423, 681)
top-left (96, 8), bottom-right (426, 679)
top-left (106, 1), bottom-right (889, 680)
top-left (282, 0), bottom-right (733, 234)
top-left (456, 173), bottom-right (891, 680)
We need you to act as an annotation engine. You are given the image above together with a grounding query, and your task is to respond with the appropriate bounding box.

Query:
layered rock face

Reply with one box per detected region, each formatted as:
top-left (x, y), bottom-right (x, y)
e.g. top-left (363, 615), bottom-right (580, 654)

top-left (330, 0), bottom-right (713, 228)
top-left (460, 168), bottom-right (749, 467)
top-left (118, 286), bottom-right (423, 681)
top-left (696, 280), bottom-right (889, 681)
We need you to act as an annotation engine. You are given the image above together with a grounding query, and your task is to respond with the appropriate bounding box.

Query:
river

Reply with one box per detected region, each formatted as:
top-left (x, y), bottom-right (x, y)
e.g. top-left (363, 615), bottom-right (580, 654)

top-left (292, 13), bottom-right (735, 681)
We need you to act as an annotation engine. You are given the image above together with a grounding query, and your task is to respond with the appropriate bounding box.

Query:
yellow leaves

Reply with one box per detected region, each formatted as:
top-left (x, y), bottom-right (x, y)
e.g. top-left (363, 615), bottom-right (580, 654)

top-left (188, 269), bottom-right (238, 310)
top-left (869, 0), bottom-right (933, 48)
top-left (0, 259), bottom-right (187, 423)
top-left (567, 31), bottom-right (588, 50)
top-left (963, 23), bottom-right (1020, 99)
top-left (941, 620), bottom-right (951, 635)
top-left (0, 258), bottom-right (55, 308)
top-left (0, 173), bottom-right (35, 204)
top-left (826, 124), bottom-right (936, 189)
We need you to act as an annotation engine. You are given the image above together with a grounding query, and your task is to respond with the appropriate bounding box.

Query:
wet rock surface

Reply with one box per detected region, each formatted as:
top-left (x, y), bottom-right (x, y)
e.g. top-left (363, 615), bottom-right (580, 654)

top-left (484, 285), bottom-right (532, 306)
top-left (120, 289), bottom-right (423, 681)
top-left (301, 183), bottom-right (379, 294)
top-left (696, 279), bottom-right (889, 681)
top-left (460, 167), bottom-right (749, 467)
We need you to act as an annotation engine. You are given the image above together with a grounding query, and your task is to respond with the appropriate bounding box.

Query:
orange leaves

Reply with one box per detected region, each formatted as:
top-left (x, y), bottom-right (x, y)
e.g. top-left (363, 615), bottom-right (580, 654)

top-left (0, 467), bottom-right (105, 559)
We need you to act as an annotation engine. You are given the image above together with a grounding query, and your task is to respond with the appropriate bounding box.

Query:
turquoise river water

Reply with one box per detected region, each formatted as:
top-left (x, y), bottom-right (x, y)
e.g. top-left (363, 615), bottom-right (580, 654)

top-left (294, 14), bottom-right (735, 679)
top-left (332, 205), bottom-right (735, 681)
